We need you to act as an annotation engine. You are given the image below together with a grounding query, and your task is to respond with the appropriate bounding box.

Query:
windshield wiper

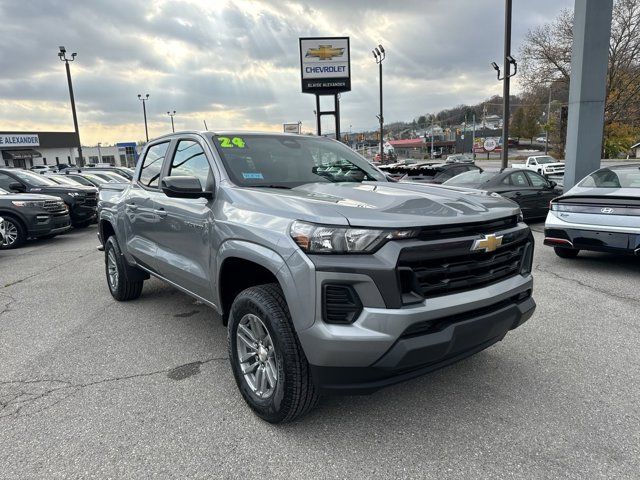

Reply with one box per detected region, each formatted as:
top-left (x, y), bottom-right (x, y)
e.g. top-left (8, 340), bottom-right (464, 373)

top-left (247, 185), bottom-right (292, 189)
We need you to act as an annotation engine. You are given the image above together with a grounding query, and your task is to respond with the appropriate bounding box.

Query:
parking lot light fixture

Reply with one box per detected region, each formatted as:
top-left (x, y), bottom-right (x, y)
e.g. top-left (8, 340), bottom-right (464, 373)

top-left (58, 46), bottom-right (83, 167)
top-left (138, 94), bottom-right (150, 142)
top-left (167, 110), bottom-right (176, 133)
top-left (373, 44), bottom-right (386, 163)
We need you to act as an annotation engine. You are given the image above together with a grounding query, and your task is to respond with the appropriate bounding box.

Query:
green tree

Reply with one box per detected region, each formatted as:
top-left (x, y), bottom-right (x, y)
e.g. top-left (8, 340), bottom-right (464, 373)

top-left (510, 107), bottom-right (526, 138)
top-left (521, 104), bottom-right (542, 143)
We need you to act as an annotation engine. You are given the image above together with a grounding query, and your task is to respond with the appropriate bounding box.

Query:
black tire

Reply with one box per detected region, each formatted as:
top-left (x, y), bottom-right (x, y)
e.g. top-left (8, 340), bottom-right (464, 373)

top-left (73, 221), bottom-right (91, 229)
top-left (228, 283), bottom-right (319, 423)
top-left (105, 236), bottom-right (144, 301)
top-left (554, 246), bottom-right (580, 258)
top-left (0, 216), bottom-right (27, 249)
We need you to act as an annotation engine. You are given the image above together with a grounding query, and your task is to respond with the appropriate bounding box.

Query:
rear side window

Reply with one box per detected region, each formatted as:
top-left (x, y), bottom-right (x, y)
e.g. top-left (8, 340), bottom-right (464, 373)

top-left (525, 171), bottom-right (549, 188)
top-left (139, 142), bottom-right (169, 188)
top-left (169, 140), bottom-right (213, 189)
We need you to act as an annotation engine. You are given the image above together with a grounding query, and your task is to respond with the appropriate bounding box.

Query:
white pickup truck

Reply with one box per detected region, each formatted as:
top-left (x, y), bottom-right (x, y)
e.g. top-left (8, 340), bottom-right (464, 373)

top-left (512, 155), bottom-right (565, 176)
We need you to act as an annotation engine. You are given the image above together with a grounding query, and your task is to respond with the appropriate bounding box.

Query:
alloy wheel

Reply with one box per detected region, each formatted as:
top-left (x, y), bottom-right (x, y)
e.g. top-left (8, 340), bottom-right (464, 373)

top-left (107, 249), bottom-right (119, 290)
top-left (236, 313), bottom-right (278, 398)
top-left (2, 220), bottom-right (18, 247)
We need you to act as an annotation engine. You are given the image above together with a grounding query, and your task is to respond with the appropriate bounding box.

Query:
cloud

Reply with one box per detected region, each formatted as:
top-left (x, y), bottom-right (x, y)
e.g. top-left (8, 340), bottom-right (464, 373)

top-left (0, 0), bottom-right (572, 144)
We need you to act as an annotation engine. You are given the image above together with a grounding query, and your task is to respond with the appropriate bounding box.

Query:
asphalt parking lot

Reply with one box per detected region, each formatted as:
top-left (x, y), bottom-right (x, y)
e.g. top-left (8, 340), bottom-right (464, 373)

top-left (1, 224), bottom-right (638, 479)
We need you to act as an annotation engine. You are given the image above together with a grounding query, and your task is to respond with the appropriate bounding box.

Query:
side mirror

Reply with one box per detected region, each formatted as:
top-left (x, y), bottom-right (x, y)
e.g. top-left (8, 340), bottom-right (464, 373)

top-left (161, 176), bottom-right (212, 199)
top-left (9, 182), bottom-right (25, 193)
top-left (548, 180), bottom-right (557, 189)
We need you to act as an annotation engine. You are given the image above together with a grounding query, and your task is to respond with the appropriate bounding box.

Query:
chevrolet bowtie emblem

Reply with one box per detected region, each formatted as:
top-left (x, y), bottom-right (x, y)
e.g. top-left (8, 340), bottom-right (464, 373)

top-left (305, 45), bottom-right (345, 60)
top-left (471, 234), bottom-right (503, 253)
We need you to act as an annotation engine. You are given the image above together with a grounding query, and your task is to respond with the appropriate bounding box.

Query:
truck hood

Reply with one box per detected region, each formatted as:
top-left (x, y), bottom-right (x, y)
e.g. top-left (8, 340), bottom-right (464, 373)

top-left (229, 182), bottom-right (520, 228)
top-left (27, 185), bottom-right (97, 195)
top-left (0, 192), bottom-right (65, 201)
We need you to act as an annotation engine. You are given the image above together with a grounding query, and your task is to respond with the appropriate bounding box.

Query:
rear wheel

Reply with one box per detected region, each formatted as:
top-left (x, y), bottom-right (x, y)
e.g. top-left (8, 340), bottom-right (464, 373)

top-left (228, 284), bottom-right (319, 423)
top-left (105, 236), bottom-right (144, 301)
top-left (554, 246), bottom-right (580, 258)
top-left (0, 216), bottom-right (26, 249)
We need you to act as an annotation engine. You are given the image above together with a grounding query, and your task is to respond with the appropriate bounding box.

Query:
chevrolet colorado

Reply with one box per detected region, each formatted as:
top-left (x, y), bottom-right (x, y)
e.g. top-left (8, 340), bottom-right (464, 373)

top-left (97, 132), bottom-right (535, 423)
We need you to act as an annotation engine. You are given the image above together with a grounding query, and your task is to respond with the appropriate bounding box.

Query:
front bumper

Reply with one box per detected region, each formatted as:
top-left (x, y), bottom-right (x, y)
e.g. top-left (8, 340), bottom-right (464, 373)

top-left (69, 204), bottom-right (97, 225)
top-left (311, 294), bottom-right (535, 394)
top-left (26, 212), bottom-right (72, 237)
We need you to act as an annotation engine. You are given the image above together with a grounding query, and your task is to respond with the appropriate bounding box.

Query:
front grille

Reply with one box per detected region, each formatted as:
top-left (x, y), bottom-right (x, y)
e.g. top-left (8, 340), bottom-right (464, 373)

top-left (398, 238), bottom-right (529, 299)
top-left (84, 193), bottom-right (98, 207)
top-left (42, 200), bottom-right (66, 213)
top-left (322, 284), bottom-right (362, 324)
top-left (417, 215), bottom-right (518, 241)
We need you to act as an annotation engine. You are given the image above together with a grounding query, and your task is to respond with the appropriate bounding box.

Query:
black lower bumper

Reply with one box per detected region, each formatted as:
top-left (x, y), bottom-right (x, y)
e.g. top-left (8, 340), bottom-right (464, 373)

top-left (545, 227), bottom-right (640, 255)
top-left (70, 205), bottom-right (97, 225)
top-left (310, 296), bottom-right (536, 395)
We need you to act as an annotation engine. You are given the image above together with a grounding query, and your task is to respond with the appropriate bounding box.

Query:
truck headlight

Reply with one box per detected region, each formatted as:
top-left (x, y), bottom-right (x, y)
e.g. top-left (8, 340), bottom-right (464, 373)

top-left (11, 200), bottom-right (46, 208)
top-left (290, 220), bottom-right (417, 254)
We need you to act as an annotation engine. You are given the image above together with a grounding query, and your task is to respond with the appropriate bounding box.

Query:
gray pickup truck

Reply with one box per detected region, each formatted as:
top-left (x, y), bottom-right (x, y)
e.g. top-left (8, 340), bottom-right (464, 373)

top-left (97, 131), bottom-right (535, 423)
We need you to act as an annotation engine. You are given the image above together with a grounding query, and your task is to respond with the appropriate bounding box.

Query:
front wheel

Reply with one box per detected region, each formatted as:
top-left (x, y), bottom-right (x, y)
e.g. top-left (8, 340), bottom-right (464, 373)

top-left (228, 284), bottom-right (319, 423)
top-left (0, 217), bottom-right (26, 249)
top-left (554, 246), bottom-right (580, 258)
top-left (105, 236), bottom-right (144, 301)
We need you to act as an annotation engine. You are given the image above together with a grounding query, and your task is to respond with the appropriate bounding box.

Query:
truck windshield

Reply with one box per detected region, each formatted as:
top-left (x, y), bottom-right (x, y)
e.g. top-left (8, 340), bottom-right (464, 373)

top-left (535, 156), bottom-right (556, 164)
top-left (212, 134), bottom-right (386, 188)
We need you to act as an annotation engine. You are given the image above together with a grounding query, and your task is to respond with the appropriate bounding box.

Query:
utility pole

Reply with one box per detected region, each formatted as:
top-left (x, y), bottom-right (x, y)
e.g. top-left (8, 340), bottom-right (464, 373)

top-left (373, 45), bottom-right (386, 162)
top-left (545, 86), bottom-right (552, 154)
top-left (472, 113), bottom-right (476, 158)
top-left (431, 116), bottom-right (435, 159)
top-left (167, 110), bottom-right (176, 133)
top-left (58, 46), bottom-right (83, 167)
top-left (97, 142), bottom-right (102, 163)
top-left (138, 94), bottom-right (150, 142)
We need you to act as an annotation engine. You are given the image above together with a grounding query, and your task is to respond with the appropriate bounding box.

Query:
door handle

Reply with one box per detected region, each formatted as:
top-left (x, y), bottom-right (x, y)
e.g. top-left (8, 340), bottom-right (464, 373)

top-left (155, 208), bottom-right (168, 218)
top-left (126, 204), bottom-right (138, 211)
top-left (514, 192), bottom-right (522, 196)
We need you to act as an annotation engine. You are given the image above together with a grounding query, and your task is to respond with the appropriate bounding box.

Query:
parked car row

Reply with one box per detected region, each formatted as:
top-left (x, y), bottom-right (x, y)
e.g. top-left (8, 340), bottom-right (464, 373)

top-left (0, 166), bottom-right (131, 249)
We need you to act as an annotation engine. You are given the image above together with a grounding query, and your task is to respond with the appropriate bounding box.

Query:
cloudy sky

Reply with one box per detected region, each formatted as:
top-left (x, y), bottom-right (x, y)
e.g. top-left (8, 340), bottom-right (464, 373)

top-left (0, 0), bottom-right (572, 145)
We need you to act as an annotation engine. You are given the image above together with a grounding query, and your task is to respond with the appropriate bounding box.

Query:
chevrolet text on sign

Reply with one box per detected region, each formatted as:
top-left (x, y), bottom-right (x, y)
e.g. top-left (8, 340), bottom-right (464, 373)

top-left (0, 134), bottom-right (40, 147)
top-left (299, 37), bottom-right (351, 94)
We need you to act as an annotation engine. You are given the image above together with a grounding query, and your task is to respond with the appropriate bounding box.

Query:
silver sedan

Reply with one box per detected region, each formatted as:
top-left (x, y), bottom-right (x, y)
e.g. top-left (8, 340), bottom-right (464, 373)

top-left (544, 163), bottom-right (640, 258)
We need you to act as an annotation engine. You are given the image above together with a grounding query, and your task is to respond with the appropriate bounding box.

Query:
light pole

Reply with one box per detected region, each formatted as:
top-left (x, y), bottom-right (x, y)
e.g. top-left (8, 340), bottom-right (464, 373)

top-left (58, 46), bottom-right (83, 167)
top-left (138, 94), bottom-right (150, 142)
top-left (373, 45), bottom-right (385, 162)
top-left (167, 110), bottom-right (176, 133)
top-left (491, 0), bottom-right (517, 170)
top-left (97, 142), bottom-right (102, 164)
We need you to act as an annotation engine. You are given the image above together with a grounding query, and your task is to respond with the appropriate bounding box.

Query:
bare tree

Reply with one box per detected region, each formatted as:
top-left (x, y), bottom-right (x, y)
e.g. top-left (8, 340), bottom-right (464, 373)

top-left (519, 0), bottom-right (640, 154)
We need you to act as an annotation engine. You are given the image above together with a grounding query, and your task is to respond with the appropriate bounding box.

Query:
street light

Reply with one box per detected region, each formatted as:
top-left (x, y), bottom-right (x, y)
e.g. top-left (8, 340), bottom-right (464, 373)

top-left (491, 0), bottom-right (518, 169)
top-left (137, 94), bottom-right (150, 142)
top-left (167, 110), bottom-right (176, 133)
top-left (58, 46), bottom-right (83, 167)
top-left (373, 44), bottom-right (386, 163)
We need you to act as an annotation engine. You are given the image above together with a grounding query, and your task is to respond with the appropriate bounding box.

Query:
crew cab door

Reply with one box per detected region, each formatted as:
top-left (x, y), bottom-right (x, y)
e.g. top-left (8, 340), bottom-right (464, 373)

top-left (123, 141), bottom-right (171, 272)
top-left (153, 136), bottom-right (216, 302)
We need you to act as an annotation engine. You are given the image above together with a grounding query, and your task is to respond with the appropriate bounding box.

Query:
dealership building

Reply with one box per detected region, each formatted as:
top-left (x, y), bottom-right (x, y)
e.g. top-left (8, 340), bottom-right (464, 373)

top-left (0, 132), bottom-right (139, 169)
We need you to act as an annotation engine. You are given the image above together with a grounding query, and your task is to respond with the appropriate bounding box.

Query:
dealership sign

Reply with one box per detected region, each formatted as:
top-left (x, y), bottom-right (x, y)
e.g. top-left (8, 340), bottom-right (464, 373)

top-left (0, 134), bottom-right (39, 148)
top-left (283, 123), bottom-right (301, 134)
top-left (299, 37), bottom-right (351, 94)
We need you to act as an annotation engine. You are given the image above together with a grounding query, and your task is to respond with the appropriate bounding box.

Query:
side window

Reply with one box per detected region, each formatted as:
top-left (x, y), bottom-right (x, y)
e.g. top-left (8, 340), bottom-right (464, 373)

top-left (529, 158), bottom-right (537, 165)
top-left (525, 171), bottom-right (549, 188)
top-left (510, 171), bottom-right (529, 187)
top-left (0, 173), bottom-right (14, 190)
top-left (139, 142), bottom-right (169, 188)
top-left (169, 140), bottom-right (213, 189)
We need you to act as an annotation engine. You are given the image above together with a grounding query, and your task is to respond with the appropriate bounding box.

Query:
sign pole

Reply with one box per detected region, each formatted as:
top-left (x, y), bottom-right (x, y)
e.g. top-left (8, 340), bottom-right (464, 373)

top-left (334, 94), bottom-right (340, 140)
top-left (315, 95), bottom-right (321, 136)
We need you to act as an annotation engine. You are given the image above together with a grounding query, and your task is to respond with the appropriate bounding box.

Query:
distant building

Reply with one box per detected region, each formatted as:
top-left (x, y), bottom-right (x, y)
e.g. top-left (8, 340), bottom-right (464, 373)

top-left (631, 140), bottom-right (640, 159)
top-left (0, 131), bottom-right (138, 168)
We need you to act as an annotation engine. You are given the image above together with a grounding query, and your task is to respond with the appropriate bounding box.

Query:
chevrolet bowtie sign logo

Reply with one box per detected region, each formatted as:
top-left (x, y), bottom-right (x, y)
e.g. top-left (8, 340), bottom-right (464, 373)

top-left (471, 234), bottom-right (504, 253)
top-left (305, 45), bottom-right (345, 60)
